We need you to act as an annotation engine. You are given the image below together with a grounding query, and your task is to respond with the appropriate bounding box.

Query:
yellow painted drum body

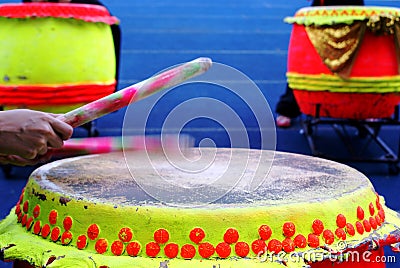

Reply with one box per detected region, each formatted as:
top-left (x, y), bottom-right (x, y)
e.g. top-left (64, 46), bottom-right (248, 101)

top-left (286, 6), bottom-right (400, 119)
top-left (0, 149), bottom-right (400, 267)
top-left (0, 3), bottom-right (119, 112)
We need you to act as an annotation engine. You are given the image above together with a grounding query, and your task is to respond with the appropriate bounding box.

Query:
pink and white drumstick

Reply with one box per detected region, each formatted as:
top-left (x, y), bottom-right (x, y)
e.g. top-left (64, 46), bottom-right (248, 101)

top-left (58, 57), bottom-right (212, 127)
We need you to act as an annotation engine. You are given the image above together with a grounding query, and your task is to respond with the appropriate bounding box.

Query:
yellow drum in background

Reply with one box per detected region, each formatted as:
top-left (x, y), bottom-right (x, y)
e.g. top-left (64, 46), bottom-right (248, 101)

top-left (0, 3), bottom-right (119, 113)
top-left (286, 6), bottom-right (400, 119)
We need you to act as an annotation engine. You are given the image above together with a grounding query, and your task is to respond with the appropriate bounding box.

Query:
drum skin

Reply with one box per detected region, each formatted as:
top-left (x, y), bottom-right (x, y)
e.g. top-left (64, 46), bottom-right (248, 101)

top-left (0, 3), bottom-right (118, 112)
top-left (286, 6), bottom-right (400, 119)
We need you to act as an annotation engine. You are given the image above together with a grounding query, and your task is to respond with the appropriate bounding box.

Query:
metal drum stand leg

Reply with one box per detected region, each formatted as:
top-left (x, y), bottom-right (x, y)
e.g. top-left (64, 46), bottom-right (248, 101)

top-left (301, 104), bottom-right (400, 174)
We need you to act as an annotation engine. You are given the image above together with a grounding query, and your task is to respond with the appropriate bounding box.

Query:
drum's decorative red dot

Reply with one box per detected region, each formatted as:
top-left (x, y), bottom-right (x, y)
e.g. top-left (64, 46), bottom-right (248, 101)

top-left (23, 200), bottom-right (29, 213)
top-left (21, 214), bottom-right (28, 227)
top-left (26, 217), bottom-right (34, 231)
top-left (312, 219), bottom-right (324, 235)
top-left (363, 219), bottom-right (372, 232)
top-left (15, 202), bottom-right (21, 215)
top-left (49, 210), bottom-right (58, 225)
top-left (111, 240), bottom-right (124, 256)
top-left (164, 243), bottom-right (179, 259)
top-left (307, 234), bottom-right (320, 248)
top-left (258, 225), bottom-right (272, 241)
top-left (282, 222), bottom-right (296, 238)
top-left (378, 209), bottom-right (385, 222)
top-left (61, 231), bottom-right (73, 245)
top-left (33, 220), bottom-right (41, 235)
top-left (375, 215), bottom-right (382, 226)
top-left (282, 238), bottom-right (295, 253)
top-left (95, 238), bottom-right (108, 254)
top-left (146, 242), bottom-right (160, 257)
top-left (267, 239), bottom-right (282, 254)
top-left (126, 241), bottom-right (141, 257)
top-left (33, 205), bottom-right (40, 218)
top-left (357, 206), bottom-right (365, 220)
top-left (180, 244), bottom-right (196, 259)
top-left (41, 224), bottom-right (51, 239)
top-left (235, 241), bottom-right (250, 258)
top-left (17, 212), bottom-right (23, 223)
top-left (154, 228), bottom-right (169, 244)
top-left (335, 228), bottom-right (346, 240)
top-left (322, 229), bottom-right (334, 245)
top-left (189, 227), bottom-right (205, 244)
top-left (118, 227), bottom-right (133, 243)
top-left (369, 202), bottom-right (375, 216)
top-left (345, 223), bottom-right (355, 236)
top-left (251, 239), bottom-right (267, 255)
top-left (336, 214), bottom-right (346, 228)
top-left (293, 234), bottom-right (307, 248)
top-left (51, 227), bottom-right (61, 242)
top-left (198, 242), bottom-right (215, 259)
top-left (76, 235), bottom-right (88, 250)
top-left (87, 224), bottom-right (100, 240)
top-left (223, 228), bottom-right (239, 244)
top-left (376, 196), bottom-right (382, 211)
top-left (355, 221), bottom-right (364, 235)
top-left (63, 216), bottom-right (73, 231)
top-left (369, 216), bottom-right (378, 230)
top-left (216, 242), bottom-right (231, 259)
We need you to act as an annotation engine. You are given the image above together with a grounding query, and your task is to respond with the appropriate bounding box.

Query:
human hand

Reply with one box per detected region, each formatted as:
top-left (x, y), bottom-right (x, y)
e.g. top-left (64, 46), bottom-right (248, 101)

top-left (0, 109), bottom-right (73, 160)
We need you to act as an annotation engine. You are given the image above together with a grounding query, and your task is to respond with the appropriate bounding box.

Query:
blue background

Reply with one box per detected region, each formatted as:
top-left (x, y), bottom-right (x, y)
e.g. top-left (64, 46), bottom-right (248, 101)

top-left (1, 0), bottom-right (400, 267)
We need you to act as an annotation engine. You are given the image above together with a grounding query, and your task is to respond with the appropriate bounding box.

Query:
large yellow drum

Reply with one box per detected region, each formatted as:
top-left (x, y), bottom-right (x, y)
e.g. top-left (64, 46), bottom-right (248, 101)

top-left (0, 149), bottom-right (399, 267)
top-left (0, 3), bottom-right (119, 112)
top-left (286, 6), bottom-right (400, 119)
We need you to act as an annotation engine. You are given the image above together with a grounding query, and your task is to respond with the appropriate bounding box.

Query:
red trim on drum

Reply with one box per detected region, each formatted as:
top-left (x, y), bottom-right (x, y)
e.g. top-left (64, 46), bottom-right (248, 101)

top-left (0, 83), bottom-right (116, 106)
top-left (0, 3), bottom-right (119, 25)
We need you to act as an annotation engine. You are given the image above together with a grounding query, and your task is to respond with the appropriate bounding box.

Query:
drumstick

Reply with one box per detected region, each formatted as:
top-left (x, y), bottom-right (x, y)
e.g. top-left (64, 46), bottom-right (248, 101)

top-left (51, 135), bottom-right (194, 158)
top-left (57, 57), bottom-right (212, 128)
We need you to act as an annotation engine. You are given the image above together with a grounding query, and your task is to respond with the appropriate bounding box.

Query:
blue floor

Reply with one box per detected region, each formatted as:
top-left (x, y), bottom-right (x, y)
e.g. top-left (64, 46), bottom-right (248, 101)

top-left (1, 0), bottom-right (400, 267)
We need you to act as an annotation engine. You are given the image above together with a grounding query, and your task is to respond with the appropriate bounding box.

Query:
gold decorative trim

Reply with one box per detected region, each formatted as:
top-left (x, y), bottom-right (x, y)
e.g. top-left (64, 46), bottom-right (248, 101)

top-left (287, 72), bottom-right (400, 93)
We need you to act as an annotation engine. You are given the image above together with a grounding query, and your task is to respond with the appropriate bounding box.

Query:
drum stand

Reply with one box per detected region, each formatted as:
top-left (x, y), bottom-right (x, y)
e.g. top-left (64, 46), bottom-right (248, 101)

top-left (301, 104), bottom-right (400, 174)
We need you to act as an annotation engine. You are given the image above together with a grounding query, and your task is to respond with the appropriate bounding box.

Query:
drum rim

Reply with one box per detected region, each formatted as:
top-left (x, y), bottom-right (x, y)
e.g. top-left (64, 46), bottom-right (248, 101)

top-left (285, 5), bottom-right (400, 26)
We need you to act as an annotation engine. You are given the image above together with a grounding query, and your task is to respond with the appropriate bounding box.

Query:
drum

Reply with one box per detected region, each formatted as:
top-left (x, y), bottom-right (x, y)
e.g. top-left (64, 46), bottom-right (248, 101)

top-left (0, 149), bottom-right (399, 267)
top-left (286, 6), bottom-right (400, 119)
top-left (0, 3), bottom-right (119, 113)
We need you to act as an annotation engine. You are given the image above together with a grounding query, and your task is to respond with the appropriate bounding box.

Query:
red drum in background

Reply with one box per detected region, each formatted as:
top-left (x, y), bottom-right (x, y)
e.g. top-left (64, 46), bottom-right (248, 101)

top-left (286, 6), bottom-right (400, 119)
